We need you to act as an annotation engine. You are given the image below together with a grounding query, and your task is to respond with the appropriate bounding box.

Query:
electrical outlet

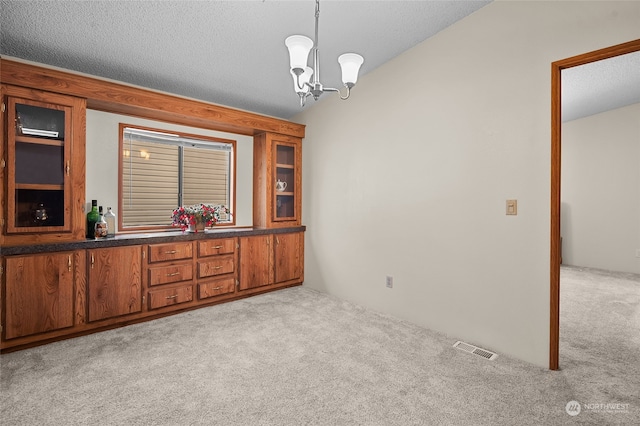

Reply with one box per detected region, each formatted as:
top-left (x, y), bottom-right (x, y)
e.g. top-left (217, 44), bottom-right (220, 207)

top-left (386, 276), bottom-right (393, 288)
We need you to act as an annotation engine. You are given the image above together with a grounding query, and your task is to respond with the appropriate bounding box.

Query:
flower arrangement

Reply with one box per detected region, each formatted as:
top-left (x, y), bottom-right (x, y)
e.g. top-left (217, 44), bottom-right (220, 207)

top-left (171, 204), bottom-right (229, 231)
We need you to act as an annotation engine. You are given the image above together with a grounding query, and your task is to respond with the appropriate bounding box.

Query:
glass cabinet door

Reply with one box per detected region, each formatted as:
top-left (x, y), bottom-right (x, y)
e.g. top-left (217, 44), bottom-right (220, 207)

top-left (6, 97), bottom-right (72, 233)
top-left (273, 141), bottom-right (297, 222)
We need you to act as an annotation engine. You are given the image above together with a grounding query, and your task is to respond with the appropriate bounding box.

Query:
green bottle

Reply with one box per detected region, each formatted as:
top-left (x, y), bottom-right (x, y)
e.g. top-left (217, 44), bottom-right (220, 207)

top-left (86, 200), bottom-right (99, 238)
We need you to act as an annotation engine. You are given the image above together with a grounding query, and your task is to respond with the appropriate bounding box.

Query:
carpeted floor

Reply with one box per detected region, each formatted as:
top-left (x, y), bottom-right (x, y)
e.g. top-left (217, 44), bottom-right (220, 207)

top-left (1, 266), bottom-right (638, 425)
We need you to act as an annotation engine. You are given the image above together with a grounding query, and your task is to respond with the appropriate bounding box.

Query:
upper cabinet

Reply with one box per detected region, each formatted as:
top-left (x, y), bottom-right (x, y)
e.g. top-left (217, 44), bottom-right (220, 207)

top-left (253, 132), bottom-right (302, 228)
top-left (1, 85), bottom-right (86, 246)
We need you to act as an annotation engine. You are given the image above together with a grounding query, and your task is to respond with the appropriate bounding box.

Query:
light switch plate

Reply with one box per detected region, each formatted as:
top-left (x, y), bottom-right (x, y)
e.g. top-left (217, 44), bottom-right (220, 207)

top-left (506, 200), bottom-right (517, 215)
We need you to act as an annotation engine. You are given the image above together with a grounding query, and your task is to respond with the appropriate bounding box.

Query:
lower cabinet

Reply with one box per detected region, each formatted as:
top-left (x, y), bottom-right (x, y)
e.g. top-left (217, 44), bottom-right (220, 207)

top-left (145, 241), bottom-right (195, 312)
top-left (274, 232), bottom-right (304, 284)
top-left (3, 252), bottom-right (76, 340)
top-left (238, 231), bottom-right (304, 290)
top-left (238, 235), bottom-right (273, 290)
top-left (87, 246), bottom-right (143, 322)
top-left (196, 238), bottom-right (237, 300)
top-left (198, 277), bottom-right (236, 300)
top-left (148, 285), bottom-right (193, 310)
top-left (1, 229), bottom-right (304, 352)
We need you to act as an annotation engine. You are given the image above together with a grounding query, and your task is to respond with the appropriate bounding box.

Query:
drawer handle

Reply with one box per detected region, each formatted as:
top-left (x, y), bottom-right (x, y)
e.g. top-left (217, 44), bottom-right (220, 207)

top-left (212, 286), bottom-right (222, 290)
top-left (166, 272), bottom-right (181, 277)
top-left (164, 250), bottom-right (178, 254)
top-left (211, 245), bottom-right (223, 249)
top-left (165, 295), bottom-right (178, 300)
top-left (214, 266), bottom-right (223, 269)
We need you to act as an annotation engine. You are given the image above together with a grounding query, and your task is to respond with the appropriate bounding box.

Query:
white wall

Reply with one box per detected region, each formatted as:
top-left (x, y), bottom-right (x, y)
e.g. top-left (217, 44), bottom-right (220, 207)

top-left (296, 1), bottom-right (640, 367)
top-left (561, 103), bottom-right (640, 274)
top-left (86, 110), bottom-right (254, 230)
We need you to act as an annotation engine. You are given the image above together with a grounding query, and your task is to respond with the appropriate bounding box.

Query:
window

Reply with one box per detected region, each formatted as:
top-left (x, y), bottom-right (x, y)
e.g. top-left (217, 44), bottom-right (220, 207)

top-left (120, 125), bottom-right (235, 229)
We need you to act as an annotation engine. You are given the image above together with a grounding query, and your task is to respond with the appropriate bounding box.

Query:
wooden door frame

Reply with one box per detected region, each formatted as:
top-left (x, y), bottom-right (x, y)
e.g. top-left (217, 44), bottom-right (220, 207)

top-left (550, 39), bottom-right (640, 370)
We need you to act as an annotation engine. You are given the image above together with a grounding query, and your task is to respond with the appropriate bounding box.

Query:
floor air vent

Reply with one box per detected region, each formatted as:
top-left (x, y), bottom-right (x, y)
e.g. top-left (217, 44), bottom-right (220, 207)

top-left (453, 341), bottom-right (498, 360)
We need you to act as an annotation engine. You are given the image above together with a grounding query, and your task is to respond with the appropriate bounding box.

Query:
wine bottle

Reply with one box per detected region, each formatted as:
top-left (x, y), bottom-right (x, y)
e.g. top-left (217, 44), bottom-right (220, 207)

top-left (86, 200), bottom-right (99, 238)
top-left (104, 207), bottom-right (116, 238)
top-left (94, 206), bottom-right (108, 238)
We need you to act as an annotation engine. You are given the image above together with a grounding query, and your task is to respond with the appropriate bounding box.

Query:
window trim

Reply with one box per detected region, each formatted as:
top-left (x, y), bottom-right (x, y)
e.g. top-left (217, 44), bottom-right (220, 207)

top-left (118, 123), bottom-right (237, 232)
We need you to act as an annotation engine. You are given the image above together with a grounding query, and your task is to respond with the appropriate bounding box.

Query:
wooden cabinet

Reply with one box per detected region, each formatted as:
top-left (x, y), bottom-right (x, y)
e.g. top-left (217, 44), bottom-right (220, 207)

top-left (196, 238), bottom-right (237, 300)
top-left (0, 85), bottom-right (86, 246)
top-left (148, 242), bottom-right (193, 263)
top-left (238, 235), bottom-right (273, 290)
top-left (145, 242), bottom-right (194, 311)
top-left (148, 286), bottom-right (193, 310)
top-left (238, 232), bottom-right (304, 290)
top-left (87, 246), bottom-right (142, 322)
top-left (2, 252), bottom-right (76, 340)
top-left (274, 232), bottom-right (304, 284)
top-left (253, 133), bottom-right (302, 228)
top-left (1, 229), bottom-right (301, 352)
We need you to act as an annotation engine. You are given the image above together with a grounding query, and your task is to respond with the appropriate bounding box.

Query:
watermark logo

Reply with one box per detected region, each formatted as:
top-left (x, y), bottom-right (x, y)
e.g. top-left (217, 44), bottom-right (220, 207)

top-left (566, 400), bottom-right (581, 416)
top-left (565, 400), bottom-right (630, 416)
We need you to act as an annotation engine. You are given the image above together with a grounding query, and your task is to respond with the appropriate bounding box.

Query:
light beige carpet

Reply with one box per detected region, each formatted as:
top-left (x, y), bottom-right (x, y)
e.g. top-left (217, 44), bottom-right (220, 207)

top-left (1, 266), bottom-right (638, 425)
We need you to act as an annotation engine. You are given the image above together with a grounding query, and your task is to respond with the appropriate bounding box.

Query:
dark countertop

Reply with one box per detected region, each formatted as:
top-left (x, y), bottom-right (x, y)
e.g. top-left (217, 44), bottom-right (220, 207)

top-left (0, 226), bottom-right (306, 256)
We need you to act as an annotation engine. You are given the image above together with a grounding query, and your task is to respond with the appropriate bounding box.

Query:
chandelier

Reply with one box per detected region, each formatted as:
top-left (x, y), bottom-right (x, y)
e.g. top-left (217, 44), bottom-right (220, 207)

top-left (285, 0), bottom-right (364, 107)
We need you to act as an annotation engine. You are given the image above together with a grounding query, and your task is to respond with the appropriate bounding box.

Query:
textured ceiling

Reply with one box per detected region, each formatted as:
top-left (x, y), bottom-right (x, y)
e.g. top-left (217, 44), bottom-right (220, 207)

top-left (562, 50), bottom-right (640, 122)
top-left (1, 1), bottom-right (637, 121)
top-left (0, 0), bottom-right (490, 119)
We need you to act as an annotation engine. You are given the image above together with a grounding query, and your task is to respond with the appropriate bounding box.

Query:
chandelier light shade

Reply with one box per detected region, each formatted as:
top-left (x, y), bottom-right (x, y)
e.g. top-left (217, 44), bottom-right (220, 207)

top-left (285, 0), bottom-right (364, 106)
top-left (338, 53), bottom-right (364, 87)
top-left (285, 36), bottom-right (314, 73)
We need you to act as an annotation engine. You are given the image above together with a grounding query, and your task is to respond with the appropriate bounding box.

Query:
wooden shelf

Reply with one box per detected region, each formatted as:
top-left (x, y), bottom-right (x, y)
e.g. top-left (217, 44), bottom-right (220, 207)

top-left (16, 183), bottom-right (64, 191)
top-left (16, 135), bottom-right (64, 146)
top-left (275, 163), bottom-right (294, 169)
top-left (276, 192), bottom-right (294, 197)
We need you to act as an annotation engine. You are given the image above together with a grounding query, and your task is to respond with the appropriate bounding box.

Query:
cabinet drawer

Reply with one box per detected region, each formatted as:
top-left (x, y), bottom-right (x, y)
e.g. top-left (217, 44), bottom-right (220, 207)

top-left (148, 263), bottom-right (193, 286)
top-left (148, 242), bottom-right (193, 263)
top-left (198, 255), bottom-right (234, 278)
top-left (148, 286), bottom-right (193, 310)
top-left (198, 278), bottom-right (236, 300)
top-left (198, 238), bottom-right (236, 257)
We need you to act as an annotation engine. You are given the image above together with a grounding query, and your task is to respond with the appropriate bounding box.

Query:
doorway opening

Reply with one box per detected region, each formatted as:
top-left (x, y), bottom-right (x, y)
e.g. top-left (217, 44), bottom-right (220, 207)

top-left (549, 39), bottom-right (640, 370)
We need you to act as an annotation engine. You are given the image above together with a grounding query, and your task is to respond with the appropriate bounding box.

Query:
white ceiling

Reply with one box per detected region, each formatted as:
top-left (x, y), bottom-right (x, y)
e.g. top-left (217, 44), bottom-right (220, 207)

top-left (1, 0), bottom-right (638, 121)
top-left (562, 50), bottom-right (640, 122)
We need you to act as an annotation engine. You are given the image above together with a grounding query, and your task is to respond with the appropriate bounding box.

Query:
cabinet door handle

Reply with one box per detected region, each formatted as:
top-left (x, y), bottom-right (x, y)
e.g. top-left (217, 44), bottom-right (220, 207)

top-left (164, 250), bottom-right (177, 254)
top-left (165, 295), bottom-right (178, 300)
top-left (91, 254), bottom-right (95, 268)
top-left (0, 158), bottom-right (5, 169)
top-left (65, 161), bottom-right (70, 176)
top-left (68, 255), bottom-right (72, 272)
top-left (276, 237), bottom-right (280, 245)
top-left (166, 272), bottom-right (180, 277)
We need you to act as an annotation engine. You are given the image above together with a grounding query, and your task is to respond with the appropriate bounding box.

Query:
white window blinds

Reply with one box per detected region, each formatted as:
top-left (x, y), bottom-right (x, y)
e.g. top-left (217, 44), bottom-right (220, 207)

top-left (122, 126), bottom-right (233, 228)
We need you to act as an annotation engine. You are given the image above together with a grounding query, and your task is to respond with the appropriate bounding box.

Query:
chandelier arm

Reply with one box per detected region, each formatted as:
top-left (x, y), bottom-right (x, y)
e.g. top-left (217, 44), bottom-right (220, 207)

top-left (294, 73), bottom-right (313, 92)
top-left (338, 85), bottom-right (352, 101)
top-left (322, 86), bottom-right (351, 100)
top-left (295, 73), bottom-right (304, 91)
